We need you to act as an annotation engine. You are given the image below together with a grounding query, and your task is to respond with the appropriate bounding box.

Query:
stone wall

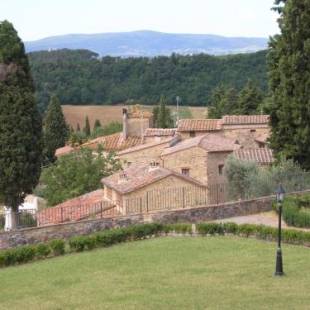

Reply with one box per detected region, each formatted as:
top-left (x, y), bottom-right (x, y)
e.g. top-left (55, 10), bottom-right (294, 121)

top-left (0, 195), bottom-right (274, 250)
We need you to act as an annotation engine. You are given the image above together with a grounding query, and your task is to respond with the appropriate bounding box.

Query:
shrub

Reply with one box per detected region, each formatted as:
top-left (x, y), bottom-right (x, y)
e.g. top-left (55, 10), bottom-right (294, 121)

top-left (167, 223), bottom-right (192, 234)
top-left (49, 239), bottom-right (65, 256)
top-left (35, 243), bottom-right (51, 258)
top-left (223, 222), bottom-right (238, 234)
top-left (197, 223), bottom-right (224, 235)
top-left (237, 224), bottom-right (257, 237)
top-left (14, 246), bottom-right (36, 264)
top-left (69, 236), bottom-right (97, 252)
top-left (281, 196), bottom-right (310, 228)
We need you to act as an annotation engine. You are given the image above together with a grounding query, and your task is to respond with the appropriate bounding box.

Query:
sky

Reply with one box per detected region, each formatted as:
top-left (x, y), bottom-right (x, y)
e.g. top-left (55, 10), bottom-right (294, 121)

top-left (0, 0), bottom-right (279, 41)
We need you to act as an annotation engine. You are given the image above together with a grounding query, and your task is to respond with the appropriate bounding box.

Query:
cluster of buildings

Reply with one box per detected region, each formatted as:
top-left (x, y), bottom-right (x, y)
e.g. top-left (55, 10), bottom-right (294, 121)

top-left (43, 106), bottom-right (274, 224)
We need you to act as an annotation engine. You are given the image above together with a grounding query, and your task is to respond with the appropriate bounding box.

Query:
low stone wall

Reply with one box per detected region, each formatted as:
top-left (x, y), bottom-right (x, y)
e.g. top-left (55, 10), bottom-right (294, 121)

top-left (0, 194), bottom-right (277, 250)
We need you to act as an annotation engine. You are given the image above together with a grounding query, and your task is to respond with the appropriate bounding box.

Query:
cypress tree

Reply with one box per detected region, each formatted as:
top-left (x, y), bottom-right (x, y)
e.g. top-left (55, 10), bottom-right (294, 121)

top-left (268, 0), bottom-right (310, 169)
top-left (0, 21), bottom-right (42, 228)
top-left (83, 115), bottom-right (91, 136)
top-left (93, 119), bottom-right (102, 130)
top-left (76, 123), bottom-right (81, 132)
top-left (236, 80), bottom-right (263, 115)
top-left (43, 95), bottom-right (68, 163)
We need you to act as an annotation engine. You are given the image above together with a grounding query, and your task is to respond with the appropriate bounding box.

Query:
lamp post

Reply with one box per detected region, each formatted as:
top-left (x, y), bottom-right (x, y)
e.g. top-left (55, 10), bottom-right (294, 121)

top-left (176, 96), bottom-right (180, 125)
top-left (275, 184), bottom-right (285, 276)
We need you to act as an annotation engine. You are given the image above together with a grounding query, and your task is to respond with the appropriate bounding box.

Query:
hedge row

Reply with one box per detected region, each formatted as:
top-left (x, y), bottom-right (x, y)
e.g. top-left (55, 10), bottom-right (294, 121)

top-left (280, 195), bottom-right (310, 228)
top-left (1, 222), bottom-right (310, 268)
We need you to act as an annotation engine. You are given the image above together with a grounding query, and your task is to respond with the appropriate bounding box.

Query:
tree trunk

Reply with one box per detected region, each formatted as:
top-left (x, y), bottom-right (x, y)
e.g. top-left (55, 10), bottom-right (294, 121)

top-left (4, 207), bottom-right (18, 231)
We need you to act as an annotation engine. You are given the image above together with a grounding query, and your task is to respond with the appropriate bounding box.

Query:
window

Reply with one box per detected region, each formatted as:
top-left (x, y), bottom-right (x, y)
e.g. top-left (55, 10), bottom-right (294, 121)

top-left (250, 129), bottom-right (256, 133)
top-left (189, 131), bottom-right (196, 137)
top-left (181, 168), bottom-right (190, 176)
top-left (218, 164), bottom-right (224, 176)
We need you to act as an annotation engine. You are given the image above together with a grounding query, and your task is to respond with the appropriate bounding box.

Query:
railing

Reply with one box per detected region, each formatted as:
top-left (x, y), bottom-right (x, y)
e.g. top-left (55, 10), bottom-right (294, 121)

top-left (124, 186), bottom-right (208, 215)
top-left (36, 200), bottom-right (119, 226)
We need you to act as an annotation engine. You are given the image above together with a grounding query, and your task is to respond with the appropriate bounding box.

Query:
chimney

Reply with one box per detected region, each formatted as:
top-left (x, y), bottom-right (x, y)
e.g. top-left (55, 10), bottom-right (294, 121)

top-left (122, 108), bottom-right (128, 140)
top-left (118, 171), bottom-right (128, 184)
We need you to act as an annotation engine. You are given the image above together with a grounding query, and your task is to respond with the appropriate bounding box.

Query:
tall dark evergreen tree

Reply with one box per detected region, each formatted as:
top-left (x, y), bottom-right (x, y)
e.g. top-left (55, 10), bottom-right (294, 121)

top-left (236, 80), bottom-right (263, 115)
top-left (43, 95), bottom-right (68, 163)
top-left (0, 21), bottom-right (42, 228)
top-left (83, 115), bottom-right (91, 136)
top-left (268, 0), bottom-right (310, 169)
top-left (208, 86), bottom-right (238, 118)
top-left (93, 119), bottom-right (102, 130)
top-left (153, 96), bottom-right (173, 128)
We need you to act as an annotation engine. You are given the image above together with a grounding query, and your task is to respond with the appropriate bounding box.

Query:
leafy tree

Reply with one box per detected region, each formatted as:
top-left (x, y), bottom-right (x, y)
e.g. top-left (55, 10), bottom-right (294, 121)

top-left (28, 49), bottom-right (268, 111)
top-left (0, 20), bottom-right (42, 228)
top-left (153, 96), bottom-right (174, 128)
top-left (43, 95), bottom-right (68, 163)
top-left (268, 0), bottom-right (310, 170)
top-left (40, 147), bottom-right (121, 206)
top-left (236, 80), bottom-right (264, 115)
top-left (83, 116), bottom-right (91, 136)
top-left (93, 119), bottom-right (102, 130)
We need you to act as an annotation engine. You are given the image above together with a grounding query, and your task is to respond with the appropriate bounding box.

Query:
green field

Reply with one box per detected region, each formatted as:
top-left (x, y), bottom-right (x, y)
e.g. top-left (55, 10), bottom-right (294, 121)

top-left (0, 237), bottom-right (310, 310)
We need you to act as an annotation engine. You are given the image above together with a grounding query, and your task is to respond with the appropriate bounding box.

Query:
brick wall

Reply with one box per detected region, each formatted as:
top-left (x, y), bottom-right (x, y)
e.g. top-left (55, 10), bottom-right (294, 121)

top-left (0, 195), bottom-right (275, 249)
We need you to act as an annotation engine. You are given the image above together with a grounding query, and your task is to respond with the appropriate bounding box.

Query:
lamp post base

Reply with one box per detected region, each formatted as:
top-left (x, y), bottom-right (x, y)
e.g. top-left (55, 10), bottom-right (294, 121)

top-left (274, 248), bottom-right (284, 276)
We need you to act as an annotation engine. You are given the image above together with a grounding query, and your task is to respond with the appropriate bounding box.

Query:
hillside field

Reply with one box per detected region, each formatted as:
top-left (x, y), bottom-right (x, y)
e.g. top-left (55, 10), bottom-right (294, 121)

top-left (0, 237), bottom-right (310, 309)
top-left (62, 105), bottom-right (208, 129)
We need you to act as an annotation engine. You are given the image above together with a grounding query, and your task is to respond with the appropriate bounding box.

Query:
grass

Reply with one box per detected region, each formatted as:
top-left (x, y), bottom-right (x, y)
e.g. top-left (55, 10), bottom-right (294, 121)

top-left (0, 236), bottom-right (309, 310)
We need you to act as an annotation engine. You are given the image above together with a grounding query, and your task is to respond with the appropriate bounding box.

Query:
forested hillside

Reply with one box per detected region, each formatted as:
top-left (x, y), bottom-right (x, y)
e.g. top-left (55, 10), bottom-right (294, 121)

top-left (28, 49), bottom-right (268, 112)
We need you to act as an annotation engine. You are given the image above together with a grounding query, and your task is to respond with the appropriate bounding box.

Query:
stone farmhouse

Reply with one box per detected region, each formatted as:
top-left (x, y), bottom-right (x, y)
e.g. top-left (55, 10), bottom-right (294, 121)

top-left (48, 107), bottom-right (274, 224)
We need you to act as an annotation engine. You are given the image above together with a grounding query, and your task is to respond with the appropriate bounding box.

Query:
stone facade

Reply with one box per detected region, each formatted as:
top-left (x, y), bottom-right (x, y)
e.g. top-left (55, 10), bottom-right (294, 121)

top-left (162, 146), bottom-right (208, 184)
top-left (118, 140), bottom-right (171, 166)
top-left (222, 126), bottom-right (270, 149)
top-left (104, 174), bottom-right (205, 214)
top-left (0, 194), bottom-right (275, 250)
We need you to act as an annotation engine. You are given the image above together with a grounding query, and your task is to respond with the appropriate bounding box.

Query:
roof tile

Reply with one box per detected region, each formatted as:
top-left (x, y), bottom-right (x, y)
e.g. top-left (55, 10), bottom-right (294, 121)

top-left (234, 148), bottom-right (274, 165)
top-left (177, 119), bottom-right (222, 132)
top-left (222, 115), bottom-right (269, 125)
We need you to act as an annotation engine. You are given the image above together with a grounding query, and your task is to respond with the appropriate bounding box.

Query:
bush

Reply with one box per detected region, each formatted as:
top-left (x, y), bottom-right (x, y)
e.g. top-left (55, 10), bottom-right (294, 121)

top-left (169, 223), bottom-right (192, 234)
top-left (69, 236), bottom-right (97, 252)
top-left (197, 223), bottom-right (224, 235)
top-left (35, 243), bottom-right (51, 258)
top-left (281, 196), bottom-right (310, 228)
top-left (49, 239), bottom-right (65, 256)
top-left (223, 222), bottom-right (239, 234)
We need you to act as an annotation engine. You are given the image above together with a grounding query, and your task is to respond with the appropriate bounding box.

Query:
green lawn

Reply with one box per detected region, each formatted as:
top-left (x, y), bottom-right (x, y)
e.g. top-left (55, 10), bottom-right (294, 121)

top-left (0, 237), bottom-right (310, 310)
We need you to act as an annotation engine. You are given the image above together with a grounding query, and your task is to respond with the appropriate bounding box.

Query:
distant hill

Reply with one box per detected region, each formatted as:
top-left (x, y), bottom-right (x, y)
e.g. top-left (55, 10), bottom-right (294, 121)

top-left (28, 49), bottom-right (268, 112)
top-left (25, 30), bottom-right (268, 57)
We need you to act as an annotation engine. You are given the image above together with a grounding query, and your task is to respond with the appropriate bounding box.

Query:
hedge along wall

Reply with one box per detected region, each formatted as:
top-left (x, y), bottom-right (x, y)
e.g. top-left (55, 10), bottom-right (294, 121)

top-left (1, 190), bottom-right (309, 250)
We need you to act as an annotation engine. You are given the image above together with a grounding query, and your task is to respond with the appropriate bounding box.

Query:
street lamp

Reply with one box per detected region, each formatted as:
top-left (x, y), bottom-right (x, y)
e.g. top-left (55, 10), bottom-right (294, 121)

top-left (176, 96), bottom-right (180, 125)
top-left (275, 184), bottom-right (285, 276)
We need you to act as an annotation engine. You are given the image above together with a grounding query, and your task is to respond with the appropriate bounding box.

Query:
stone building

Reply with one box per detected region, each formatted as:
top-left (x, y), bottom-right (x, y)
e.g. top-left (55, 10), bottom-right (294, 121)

top-left (143, 128), bottom-right (177, 144)
top-left (221, 115), bottom-right (270, 149)
top-left (161, 134), bottom-right (240, 186)
top-left (118, 137), bottom-right (174, 167)
top-left (233, 148), bottom-right (274, 167)
top-left (101, 163), bottom-right (207, 215)
top-left (177, 119), bottom-right (222, 139)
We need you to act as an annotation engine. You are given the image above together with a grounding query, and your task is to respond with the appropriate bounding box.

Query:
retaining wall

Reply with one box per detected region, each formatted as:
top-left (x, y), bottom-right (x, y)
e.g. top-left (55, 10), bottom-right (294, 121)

top-left (0, 194), bottom-right (277, 249)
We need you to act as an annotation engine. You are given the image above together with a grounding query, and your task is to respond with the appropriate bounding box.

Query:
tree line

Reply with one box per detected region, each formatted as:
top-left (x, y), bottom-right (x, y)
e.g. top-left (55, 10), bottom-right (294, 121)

top-left (28, 49), bottom-right (268, 112)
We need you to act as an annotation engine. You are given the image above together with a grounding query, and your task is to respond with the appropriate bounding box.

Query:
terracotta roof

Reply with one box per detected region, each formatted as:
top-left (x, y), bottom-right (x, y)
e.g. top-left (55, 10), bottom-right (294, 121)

top-left (82, 133), bottom-right (142, 152)
top-left (222, 115), bottom-right (270, 125)
top-left (144, 128), bottom-right (177, 137)
top-left (101, 164), bottom-right (206, 194)
top-left (177, 119), bottom-right (222, 132)
top-left (255, 133), bottom-right (269, 144)
top-left (234, 148), bottom-right (274, 165)
top-left (118, 137), bottom-right (173, 155)
top-left (161, 134), bottom-right (240, 156)
top-left (37, 189), bottom-right (116, 226)
top-left (55, 145), bottom-right (75, 157)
